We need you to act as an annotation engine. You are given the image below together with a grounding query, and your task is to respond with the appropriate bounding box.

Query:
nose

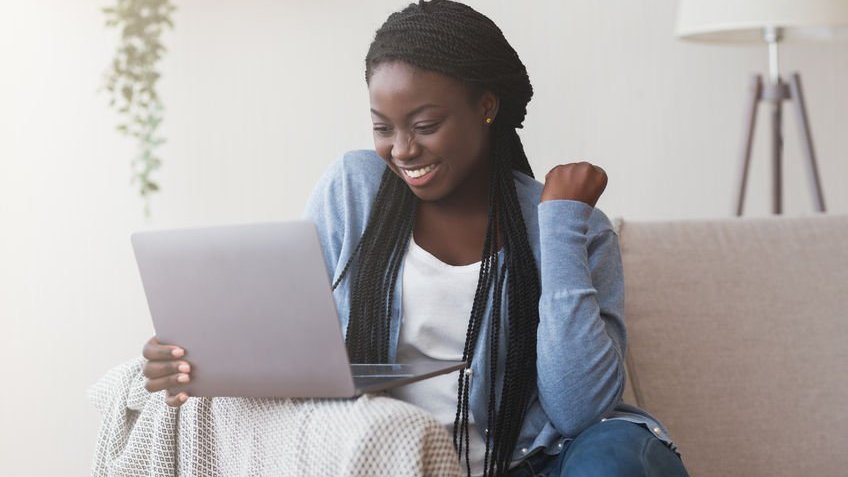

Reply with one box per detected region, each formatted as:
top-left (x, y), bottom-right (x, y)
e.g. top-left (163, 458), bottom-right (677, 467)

top-left (391, 131), bottom-right (420, 163)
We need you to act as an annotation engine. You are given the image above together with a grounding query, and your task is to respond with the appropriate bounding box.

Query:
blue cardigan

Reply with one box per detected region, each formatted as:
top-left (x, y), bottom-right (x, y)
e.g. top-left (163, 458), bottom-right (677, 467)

top-left (304, 149), bottom-right (675, 462)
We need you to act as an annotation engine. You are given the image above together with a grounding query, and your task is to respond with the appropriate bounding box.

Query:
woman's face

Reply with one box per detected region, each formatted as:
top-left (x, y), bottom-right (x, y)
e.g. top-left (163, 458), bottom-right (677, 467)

top-left (368, 61), bottom-right (497, 204)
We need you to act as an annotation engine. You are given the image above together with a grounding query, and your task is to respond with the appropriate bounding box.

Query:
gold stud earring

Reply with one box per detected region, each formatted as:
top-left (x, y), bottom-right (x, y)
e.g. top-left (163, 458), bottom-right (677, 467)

top-left (485, 117), bottom-right (493, 124)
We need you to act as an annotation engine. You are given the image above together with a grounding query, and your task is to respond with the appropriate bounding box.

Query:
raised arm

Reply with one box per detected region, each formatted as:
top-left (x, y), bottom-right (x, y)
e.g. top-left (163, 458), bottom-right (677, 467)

top-left (536, 200), bottom-right (626, 436)
top-left (534, 162), bottom-right (626, 436)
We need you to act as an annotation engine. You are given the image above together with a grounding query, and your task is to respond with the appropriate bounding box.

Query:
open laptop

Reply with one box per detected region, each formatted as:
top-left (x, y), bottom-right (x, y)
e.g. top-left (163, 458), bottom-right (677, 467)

top-left (131, 220), bottom-right (466, 398)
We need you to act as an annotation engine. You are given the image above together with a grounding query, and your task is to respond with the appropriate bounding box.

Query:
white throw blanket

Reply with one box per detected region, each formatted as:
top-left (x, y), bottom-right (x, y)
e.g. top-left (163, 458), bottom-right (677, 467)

top-left (88, 358), bottom-right (463, 477)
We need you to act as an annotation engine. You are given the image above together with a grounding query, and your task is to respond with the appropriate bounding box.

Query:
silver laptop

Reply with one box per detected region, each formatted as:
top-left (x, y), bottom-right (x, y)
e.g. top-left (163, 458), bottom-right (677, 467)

top-left (131, 220), bottom-right (466, 398)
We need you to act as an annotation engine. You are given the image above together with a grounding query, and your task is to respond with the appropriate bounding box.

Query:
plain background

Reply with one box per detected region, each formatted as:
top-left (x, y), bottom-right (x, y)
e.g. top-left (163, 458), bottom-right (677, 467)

top-left (1, 0), bottom-right (846, 474)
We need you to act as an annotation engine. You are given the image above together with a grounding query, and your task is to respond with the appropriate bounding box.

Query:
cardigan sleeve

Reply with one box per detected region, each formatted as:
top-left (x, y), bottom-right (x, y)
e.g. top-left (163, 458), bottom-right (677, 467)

top-left (302, 150), bottom-right (386, 287)
top-left (535, 199), bottom-right (627, 437)
top-left (302, 155), bottom-right (348, 284)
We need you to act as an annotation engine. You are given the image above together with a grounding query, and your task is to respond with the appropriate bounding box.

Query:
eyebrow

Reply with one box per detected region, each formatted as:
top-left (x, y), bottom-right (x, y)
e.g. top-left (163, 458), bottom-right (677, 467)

top-left (370, 104), bottom-right (441, 120)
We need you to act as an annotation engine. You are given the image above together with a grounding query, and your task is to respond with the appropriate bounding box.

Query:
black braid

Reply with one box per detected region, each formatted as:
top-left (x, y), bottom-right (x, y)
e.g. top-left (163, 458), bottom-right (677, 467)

top-left (336, 169), bottom-right (417, 363)
top-left (334, 1), bottom-right (542, 475)
top-left (486, 125), bottom-right (540, 475)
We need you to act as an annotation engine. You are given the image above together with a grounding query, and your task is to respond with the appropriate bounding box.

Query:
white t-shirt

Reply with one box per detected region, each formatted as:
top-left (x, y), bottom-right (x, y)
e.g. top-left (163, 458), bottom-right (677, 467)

top-left (389, 236), bottom-right (487, 476)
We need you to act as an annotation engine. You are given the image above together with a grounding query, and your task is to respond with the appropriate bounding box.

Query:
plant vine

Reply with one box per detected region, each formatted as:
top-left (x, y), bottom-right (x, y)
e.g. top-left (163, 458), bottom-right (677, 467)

top-left (101, 0), bottom-right (175, 217)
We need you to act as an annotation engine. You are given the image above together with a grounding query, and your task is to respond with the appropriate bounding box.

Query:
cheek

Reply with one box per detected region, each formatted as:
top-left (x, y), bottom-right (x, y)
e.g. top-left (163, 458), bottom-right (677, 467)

top-left (438, 124), bottom-right (484, 165)
top-left (373, 136), bottom-right (393, 163)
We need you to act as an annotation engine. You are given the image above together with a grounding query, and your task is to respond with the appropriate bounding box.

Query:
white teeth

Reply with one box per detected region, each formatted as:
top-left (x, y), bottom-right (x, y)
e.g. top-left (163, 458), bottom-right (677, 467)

top-left (403, 164), bottom-right (437, 178)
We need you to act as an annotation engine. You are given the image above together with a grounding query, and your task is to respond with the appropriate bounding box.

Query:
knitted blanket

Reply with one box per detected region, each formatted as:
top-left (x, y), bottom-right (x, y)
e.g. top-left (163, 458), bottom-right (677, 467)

top-left (88, 358), bottom-right (463, 476)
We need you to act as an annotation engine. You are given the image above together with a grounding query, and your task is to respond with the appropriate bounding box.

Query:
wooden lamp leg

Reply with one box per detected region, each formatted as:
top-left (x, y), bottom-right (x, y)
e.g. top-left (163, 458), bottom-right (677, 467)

top-left (770, 81), bottom-right (784, 215)
top-left (735, 75), bottom-right (763, 216)
top-left (788, 72), bottom-right (827, 212)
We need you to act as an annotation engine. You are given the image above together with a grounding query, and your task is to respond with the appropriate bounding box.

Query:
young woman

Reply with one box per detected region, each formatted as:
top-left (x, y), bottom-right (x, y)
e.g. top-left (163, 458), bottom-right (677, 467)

top-left (141, 1), bottom-right (691, 476)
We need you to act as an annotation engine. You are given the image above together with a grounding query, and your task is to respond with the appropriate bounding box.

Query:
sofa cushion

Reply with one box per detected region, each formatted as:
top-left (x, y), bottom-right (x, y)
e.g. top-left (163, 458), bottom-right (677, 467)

top-left (616, 214), bottom-right (848, 477)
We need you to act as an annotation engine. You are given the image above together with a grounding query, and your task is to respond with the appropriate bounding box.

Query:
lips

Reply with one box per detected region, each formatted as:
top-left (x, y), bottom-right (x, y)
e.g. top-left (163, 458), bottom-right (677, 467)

top-left (398, 163), bottom-right (440, 187)
top-left (402, 163), bottom-right (437, 178)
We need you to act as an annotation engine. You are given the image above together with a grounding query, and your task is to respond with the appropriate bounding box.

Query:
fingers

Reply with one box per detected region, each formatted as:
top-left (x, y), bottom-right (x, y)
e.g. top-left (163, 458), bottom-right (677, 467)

top-left (144, 359), bottom-right (191, 379)
top-left (567, 162), bottom-right (604, 174)
top-left (165, 391), bottom-right (189, 408)
top-left (553, 161), bottom-right (604, 173)
top-left (144, 372), bottom-right (191, 393)
top-left (143, 336), bottom-right (185, 360)
top-left (150, 383), bottom-right (190, 408)
top-left (141, 336), bottom-right (192, 408)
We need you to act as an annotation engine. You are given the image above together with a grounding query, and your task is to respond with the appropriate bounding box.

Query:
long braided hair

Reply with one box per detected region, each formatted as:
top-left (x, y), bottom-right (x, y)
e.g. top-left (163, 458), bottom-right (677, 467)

top-left (332, 1), bottom-right (541, 475)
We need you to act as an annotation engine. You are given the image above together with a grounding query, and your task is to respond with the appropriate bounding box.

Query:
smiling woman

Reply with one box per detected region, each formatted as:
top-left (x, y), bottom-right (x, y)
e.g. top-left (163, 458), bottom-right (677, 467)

top-left (368, 62), bottom-right (499, 266)
top-left (137, 1), bottom-right (691, 476)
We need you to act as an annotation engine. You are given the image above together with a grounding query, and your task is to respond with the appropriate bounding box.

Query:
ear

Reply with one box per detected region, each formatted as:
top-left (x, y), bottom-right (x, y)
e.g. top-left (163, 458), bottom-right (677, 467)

top-left (479, 91), bottom-right (499, 123)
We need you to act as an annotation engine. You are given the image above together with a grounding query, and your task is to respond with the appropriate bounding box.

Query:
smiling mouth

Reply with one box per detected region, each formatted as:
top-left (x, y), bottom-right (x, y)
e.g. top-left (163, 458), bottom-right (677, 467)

top-left (401, 163), bottom-right (438, 178)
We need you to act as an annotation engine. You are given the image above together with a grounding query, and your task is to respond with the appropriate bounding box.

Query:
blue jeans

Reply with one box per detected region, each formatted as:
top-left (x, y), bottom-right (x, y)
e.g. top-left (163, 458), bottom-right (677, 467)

top-left (507, 420), bottom-right (691, 477)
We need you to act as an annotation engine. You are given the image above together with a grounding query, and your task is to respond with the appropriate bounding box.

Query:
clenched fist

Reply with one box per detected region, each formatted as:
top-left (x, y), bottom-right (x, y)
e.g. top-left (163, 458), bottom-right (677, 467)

top-left (540, 162), bottom-right (608, 207)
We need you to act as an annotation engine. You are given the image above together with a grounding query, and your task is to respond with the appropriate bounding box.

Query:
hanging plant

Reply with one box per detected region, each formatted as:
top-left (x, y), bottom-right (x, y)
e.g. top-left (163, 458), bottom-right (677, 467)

top-left (101, 0), bottom-right (176, 217)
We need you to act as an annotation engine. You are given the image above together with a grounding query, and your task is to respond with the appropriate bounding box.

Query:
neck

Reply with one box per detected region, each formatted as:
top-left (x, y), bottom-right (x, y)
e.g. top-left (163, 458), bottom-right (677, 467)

top-left (423, 156), bottom-right (494, 217)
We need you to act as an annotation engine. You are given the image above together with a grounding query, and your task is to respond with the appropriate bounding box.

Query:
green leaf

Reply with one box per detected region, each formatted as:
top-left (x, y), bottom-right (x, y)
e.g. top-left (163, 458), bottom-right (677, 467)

top-left (102, 0), bottom-right (175, 211)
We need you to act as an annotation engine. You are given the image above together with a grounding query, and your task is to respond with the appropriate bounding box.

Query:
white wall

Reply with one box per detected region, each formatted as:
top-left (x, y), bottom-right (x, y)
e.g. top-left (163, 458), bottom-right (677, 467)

top-left (1, 0), bottom-right (845, 474)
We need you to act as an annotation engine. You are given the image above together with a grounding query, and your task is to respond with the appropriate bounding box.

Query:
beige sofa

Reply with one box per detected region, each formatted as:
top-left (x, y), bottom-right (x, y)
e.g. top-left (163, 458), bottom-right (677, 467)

top-left (615, 213), bottom-right (848, 477)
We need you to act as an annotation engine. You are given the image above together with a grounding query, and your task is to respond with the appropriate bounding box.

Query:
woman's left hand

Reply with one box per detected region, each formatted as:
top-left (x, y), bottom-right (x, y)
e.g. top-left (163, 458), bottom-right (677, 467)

top-left (540, 162), bottom-right (608, 207)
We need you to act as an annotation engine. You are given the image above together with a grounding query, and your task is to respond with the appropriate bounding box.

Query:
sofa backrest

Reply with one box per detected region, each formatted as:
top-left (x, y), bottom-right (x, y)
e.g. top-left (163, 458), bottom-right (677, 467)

top-left (616, 214), bottom-right (848, 477)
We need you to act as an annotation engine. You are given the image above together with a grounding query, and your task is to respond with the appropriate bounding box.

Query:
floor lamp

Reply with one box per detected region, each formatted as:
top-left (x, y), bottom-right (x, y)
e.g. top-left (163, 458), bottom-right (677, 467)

top-left (675, 0), bottom-right (848, 216)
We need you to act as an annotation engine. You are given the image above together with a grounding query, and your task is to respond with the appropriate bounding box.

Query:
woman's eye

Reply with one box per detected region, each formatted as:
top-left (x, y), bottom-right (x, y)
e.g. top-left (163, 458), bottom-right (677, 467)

top-left (414, 123), bottom-right (440, 134)
top-left (372, 126), bottom-right (392, 137)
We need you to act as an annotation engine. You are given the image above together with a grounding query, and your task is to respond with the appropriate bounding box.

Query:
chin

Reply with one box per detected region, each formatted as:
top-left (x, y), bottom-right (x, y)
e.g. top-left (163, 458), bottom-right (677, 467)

top-left (408, 181), bottom-right (458, 203)
top-left (405, 186), bottom-right (439, 202)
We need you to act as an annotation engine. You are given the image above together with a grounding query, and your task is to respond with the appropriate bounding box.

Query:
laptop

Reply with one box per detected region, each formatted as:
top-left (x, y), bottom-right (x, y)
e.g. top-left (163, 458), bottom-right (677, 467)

top-left (131, 220), bottom-right (466, 398)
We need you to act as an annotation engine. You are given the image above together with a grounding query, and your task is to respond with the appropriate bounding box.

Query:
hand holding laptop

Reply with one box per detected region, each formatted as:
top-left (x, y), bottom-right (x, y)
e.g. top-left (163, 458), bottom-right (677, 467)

top-left (142, 336), bottom-right (192, 407)
top-left (132, 220), bottom-right (464, 401)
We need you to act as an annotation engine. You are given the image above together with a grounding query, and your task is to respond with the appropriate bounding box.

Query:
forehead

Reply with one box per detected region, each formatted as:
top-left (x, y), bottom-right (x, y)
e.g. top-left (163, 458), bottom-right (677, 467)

top-left (368, 61), bottom-right (469, 113)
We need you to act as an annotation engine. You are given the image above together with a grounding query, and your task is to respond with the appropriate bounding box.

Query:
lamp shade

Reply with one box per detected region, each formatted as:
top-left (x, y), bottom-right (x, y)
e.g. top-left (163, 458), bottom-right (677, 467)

top-left (676, 0), bottom-right (848, 42)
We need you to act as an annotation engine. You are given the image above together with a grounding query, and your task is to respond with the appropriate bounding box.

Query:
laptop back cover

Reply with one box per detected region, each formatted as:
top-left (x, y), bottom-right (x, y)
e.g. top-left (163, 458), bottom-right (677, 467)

top-left (131, 221), bottom-right (356, 398)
